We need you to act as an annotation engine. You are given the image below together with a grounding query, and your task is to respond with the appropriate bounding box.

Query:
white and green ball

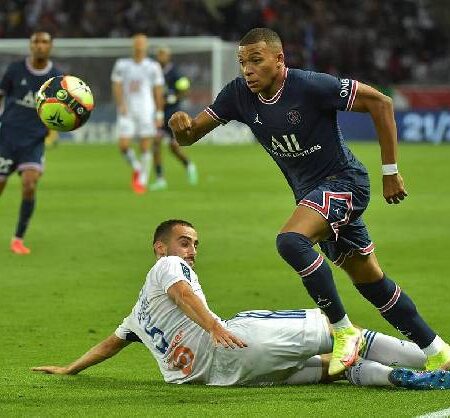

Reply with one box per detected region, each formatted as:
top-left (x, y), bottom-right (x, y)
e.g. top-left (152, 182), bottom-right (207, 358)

top-left (36, 75), bottom-right (94, 132)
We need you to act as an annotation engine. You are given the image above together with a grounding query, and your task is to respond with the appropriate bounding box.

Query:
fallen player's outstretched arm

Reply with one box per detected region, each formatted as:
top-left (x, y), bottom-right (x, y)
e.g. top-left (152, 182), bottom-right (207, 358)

top-left (32, 334), bottom-right (130, 375)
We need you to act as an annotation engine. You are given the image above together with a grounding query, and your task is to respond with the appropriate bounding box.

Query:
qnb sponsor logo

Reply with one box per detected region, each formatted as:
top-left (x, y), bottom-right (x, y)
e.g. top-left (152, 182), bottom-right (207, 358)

top-left (340, 78), bottom-right (351, 98)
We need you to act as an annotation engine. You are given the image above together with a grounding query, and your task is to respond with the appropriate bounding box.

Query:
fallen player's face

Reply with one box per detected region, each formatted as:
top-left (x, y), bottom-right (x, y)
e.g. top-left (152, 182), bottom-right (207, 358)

top-left (166, 225), bottom-right (199, 268)
top-left (30, 32), bottom-right (52, 60)
top-left (238, 41), bottom-right (281, 94)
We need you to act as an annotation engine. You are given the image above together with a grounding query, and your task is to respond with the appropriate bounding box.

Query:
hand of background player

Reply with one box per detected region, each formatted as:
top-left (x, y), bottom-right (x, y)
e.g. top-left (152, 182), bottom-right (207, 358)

top-left (209, 321), bottom-right (247, 349)
top-left (31, 365), bottom-right (72, 375)
top-left (168, 111), bottom-right (192, 134)
top-left (382, 173), bottom-right (408, 204)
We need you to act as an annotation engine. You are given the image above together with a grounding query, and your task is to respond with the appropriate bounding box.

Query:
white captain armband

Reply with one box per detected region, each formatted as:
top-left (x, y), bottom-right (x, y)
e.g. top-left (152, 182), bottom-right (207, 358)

top-left (382, 163), bottom-right (398, 176)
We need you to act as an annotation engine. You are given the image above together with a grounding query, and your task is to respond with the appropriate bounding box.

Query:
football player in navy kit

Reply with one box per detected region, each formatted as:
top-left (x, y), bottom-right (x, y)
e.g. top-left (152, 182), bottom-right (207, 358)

top-left (150, 47), bottom-right (198, 191)
top-left (0, 31), bottom-right (63, 254)
top-left (168, 28), bottom-right (450, 375)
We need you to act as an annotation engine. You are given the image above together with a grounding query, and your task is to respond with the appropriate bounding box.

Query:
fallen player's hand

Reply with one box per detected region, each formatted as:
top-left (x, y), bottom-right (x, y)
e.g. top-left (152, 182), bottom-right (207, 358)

top-left (209, 321), bottom-right (247, 349)
top-left (168, 111), bottom-right (192, 134)
top-left (31, 365), bottom-right (73, 375)
top-left (382, 173), bottom-right (408, 204)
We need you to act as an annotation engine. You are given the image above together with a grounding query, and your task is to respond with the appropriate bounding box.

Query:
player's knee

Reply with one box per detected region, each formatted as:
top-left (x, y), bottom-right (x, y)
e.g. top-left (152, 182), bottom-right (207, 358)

top-left (22, 183), bottom-right (37, 199)
top-left (276, 232), bottom-right (312, 261)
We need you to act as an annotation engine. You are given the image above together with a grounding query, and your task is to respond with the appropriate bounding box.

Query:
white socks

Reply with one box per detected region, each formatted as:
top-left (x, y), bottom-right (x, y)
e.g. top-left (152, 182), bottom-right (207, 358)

top-left (360, 329), bottom-right (426, 368)
top-left (422, 335), bottom-right (445, 356)
top-left (331, 314), bottom-right (352, 330)
top-left (346, 359), bottom-right (393, 386)
top-left (122, 148), bottom-right (141, 172)
top-left (139, 151), bottom-right (152, 186)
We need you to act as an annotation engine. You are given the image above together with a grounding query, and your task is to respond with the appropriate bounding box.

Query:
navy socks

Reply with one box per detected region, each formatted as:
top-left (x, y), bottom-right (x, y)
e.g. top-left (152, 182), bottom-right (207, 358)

top-left (276, 232), bottom-right (347, 323)
top-left (355, 275), bottom-right (436, 348)
top-left (15, 198), bottom-right (35, 238)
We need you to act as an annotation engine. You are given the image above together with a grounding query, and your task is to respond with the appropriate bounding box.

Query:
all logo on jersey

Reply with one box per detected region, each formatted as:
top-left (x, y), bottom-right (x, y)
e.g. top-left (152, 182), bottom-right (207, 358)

top-left (254, 114), bottom-right (262, 124)
top-left (287, 109), bottom-right (301, 125)
top-left (269, 133), bottom-right (322, 158)
top-left (180, 263), bottom-right (191, 281)
top-left (20, 78), bottom-right (27, 86)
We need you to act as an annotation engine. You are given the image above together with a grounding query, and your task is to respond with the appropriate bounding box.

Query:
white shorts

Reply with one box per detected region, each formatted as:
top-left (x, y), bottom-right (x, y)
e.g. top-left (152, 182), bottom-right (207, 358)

top-left (117, 114), bottom-right (156, 138)
top-left (206, 309), bottom-right (332, 386)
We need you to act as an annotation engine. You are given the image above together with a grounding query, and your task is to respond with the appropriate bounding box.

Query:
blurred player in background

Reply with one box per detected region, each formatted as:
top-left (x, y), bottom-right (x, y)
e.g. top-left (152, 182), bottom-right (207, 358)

top-left (111, 34), bottom-right (164, 194)
top-left (168, 28), bottom-right (450, 375)
top-left (149, 47), bottom-right (198, 191)
top-left (32, 219), bottom-right (450, 390)
top-left (0, 31), bottom-right (63, 255)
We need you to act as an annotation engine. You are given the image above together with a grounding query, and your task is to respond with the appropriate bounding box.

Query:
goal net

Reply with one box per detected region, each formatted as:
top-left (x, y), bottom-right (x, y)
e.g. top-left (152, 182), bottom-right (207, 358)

top-left (0, 37), bottom-right (254, 144)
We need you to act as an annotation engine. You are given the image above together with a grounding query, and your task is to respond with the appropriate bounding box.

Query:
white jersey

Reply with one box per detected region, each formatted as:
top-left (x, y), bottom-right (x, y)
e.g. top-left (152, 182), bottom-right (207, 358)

top-left (111, 57), bottom-right (164, 116)
top-left (115, 256), bottom-right (220, 384)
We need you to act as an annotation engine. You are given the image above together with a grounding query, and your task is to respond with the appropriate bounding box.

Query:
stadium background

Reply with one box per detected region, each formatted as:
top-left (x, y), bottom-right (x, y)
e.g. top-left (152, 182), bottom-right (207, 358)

top-left (1, 1), bottom-right (450, 417)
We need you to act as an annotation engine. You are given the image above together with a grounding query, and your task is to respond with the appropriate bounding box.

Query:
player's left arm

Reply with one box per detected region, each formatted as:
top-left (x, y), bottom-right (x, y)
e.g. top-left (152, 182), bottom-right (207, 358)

top-left (31, 334), bottom-right (131, 375)
top-left (351, 82), bottom-right (408, 205)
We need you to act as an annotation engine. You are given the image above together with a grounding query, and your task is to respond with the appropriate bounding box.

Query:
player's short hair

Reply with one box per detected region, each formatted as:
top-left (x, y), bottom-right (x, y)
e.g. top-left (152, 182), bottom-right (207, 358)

top-left (153, 219), bottom-right (195, 244)
top-left (30, 30), bottom-right (53, 41)
top-left (239, 28), bottom-right (282, 48)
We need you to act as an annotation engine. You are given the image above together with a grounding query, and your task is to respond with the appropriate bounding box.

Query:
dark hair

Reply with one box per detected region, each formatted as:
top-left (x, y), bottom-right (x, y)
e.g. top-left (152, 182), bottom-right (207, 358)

top-left (153, 219), bottom-right (194, 244)
top-left (239, 28), bottom-right (282, 47)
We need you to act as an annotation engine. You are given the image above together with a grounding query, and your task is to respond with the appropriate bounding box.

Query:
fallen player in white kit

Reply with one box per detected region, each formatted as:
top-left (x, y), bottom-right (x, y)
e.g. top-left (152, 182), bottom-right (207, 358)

top-left (32, 220), bottom-right (450, 390)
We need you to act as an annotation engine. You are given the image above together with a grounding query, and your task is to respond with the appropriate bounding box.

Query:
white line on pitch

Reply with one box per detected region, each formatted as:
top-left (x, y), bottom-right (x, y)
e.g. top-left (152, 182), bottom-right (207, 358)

top-left (416, 408), bottom-right (450, 418)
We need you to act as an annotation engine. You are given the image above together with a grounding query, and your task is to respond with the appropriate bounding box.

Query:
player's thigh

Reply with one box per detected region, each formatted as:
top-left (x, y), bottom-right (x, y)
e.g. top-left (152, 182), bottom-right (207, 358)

top-left (209, 310), bottom-right (331, 385)
top-left (0, 177), bottom-right (7, 195)
top-left (117, 115), bottom-right (136, 145)
top-left (280, 204), bottom-right (332, 243)
top-left (0, 132), bottom-right (17, 182)
top-left (340, 252), bottom-right (383, 284)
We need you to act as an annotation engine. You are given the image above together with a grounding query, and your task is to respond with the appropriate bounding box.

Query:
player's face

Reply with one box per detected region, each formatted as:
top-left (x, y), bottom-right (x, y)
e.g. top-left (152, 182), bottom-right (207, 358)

top-left (133, 35), bottom-right (148, 59)
top-left (157, 49), bottom-right (171, 66)
top-left (165, 225), bottom-right (199, 268)
top-left (238, 41), bottom-right (283, 94)
top-left (30, 32), bottom-right (52, 60)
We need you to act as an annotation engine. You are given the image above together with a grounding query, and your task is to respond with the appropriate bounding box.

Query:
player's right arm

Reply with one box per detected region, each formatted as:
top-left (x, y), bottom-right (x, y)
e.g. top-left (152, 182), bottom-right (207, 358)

top-left (32, 334), bottom-right (131, 375)
top-left (168, 110), bottom-right (219, 146)
top-left (167, 280), bottom-right (247, 349)
top-left (169, 78), bottom-right (241, 145)
top-left (112, 80), bottom-right (127, 115)
top-left (111, 60), bottom-right (127, 115)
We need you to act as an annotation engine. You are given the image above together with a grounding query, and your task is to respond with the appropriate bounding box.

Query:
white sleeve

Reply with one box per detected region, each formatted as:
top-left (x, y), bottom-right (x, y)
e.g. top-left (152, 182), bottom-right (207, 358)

top-left (114, 315), bottom-right (132, 340)
top-left (114, 315), bottom-right (142, 342)
top-left (156, 257), bottom-right (193, 293)
top-left (111, 60), bottom-right (124, 82)
top-left (152, 62), bottom-right (165, 87)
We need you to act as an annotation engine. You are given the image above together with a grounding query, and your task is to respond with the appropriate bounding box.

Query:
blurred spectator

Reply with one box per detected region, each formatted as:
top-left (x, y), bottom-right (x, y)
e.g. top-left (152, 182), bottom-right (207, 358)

top-left (0, 0), bottom-right (448, 84)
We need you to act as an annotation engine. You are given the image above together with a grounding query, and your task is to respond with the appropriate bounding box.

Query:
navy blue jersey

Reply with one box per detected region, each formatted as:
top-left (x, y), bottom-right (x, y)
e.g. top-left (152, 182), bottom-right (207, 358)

top-left (206, 68), bottom-right (368, 201)
top-left (163, 63), bottom-right (182, 110)
top-left (0, 59), bottom-right (63, 140)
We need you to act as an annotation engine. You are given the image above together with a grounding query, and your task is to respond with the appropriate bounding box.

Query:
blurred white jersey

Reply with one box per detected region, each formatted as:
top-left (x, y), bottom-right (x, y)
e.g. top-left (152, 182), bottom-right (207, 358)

top-left (115, 256), bottom-right (220, 384)
top-left (115, 254), bottom-right (332, 386)
top-left (111, 57), bottom-right (164, 116)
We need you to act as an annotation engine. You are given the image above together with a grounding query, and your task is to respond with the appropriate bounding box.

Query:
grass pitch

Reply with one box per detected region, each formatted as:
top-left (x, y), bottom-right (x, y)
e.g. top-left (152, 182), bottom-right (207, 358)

top-left (1, 141), bottom-right (449, 417)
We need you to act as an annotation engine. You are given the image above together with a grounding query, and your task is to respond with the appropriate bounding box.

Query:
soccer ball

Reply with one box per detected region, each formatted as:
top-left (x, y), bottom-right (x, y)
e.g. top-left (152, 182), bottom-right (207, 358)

top-left (36, 75), bottom-right (94, 132)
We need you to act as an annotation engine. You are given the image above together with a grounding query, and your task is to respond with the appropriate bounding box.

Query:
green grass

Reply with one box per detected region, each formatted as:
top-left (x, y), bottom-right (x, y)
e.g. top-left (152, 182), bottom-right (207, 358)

top-left (1, 142), bottom-right (449, 417)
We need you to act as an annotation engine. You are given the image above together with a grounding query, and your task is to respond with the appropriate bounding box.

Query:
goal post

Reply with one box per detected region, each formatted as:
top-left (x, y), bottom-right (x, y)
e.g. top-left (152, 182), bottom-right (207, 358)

top-left (0, 37), bottom-right (254, 144)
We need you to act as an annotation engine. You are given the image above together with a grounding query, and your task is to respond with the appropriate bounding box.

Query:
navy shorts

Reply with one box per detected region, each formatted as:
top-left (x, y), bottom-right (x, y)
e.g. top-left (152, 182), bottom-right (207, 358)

top-left (298, 175), bottom-right (375, 266)
top-left (0, 124), bottom-right (45, 179)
